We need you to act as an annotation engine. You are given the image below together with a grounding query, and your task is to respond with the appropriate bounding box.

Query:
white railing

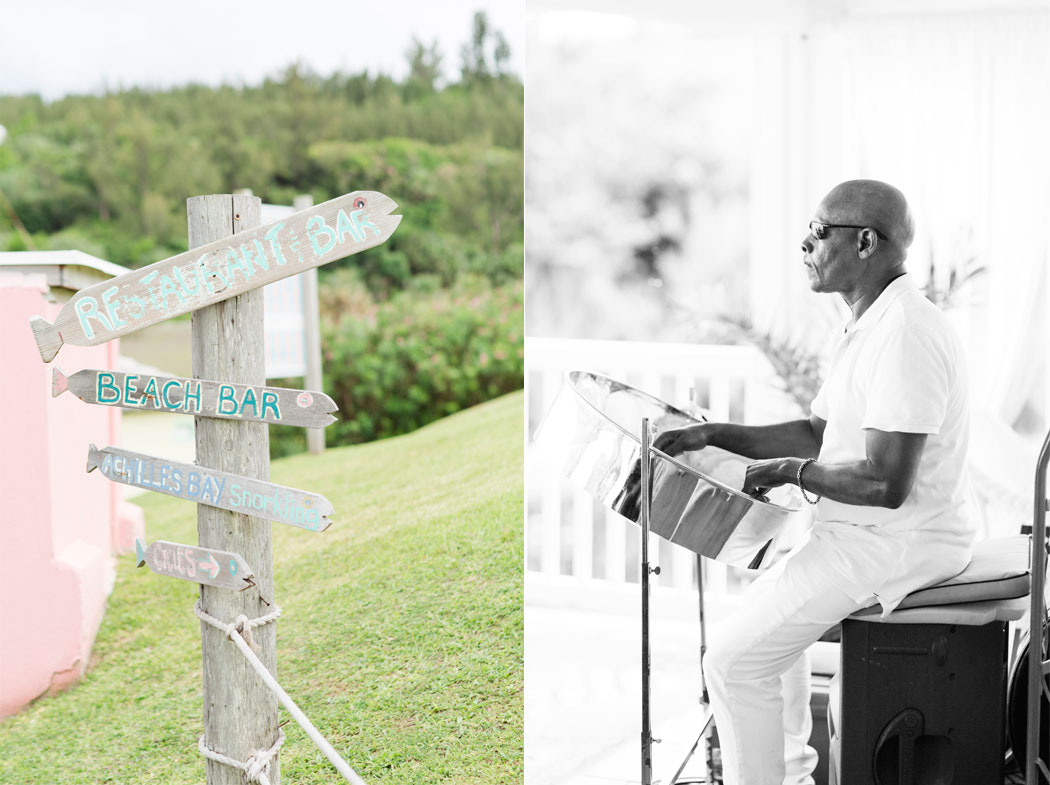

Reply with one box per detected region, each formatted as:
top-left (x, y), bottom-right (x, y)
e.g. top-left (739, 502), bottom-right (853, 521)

top-left (525, 337), bottom-right (802, 596)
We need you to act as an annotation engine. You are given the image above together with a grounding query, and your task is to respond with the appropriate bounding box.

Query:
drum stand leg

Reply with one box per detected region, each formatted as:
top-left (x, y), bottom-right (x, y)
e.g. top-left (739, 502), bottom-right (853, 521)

top-left (641, 419), bottom-right (656, 785)
top-left (666, 552), bottom-right (719, 785)
top-left (640, 420), bottom-right (719, 785)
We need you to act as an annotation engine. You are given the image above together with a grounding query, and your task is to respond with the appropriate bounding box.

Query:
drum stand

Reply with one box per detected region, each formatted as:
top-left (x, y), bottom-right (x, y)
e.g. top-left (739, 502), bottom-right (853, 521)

top-left (639, 420), bottom-right (718, 785)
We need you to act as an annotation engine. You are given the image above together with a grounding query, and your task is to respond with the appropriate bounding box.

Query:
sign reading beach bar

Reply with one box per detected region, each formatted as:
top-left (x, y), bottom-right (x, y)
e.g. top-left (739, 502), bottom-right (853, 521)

top-left (30, 191), bottom-right (401, 362)
top-left (53, 367), bottom-right (337, 428)
top-left (87, 444), bottom-right (333, 531)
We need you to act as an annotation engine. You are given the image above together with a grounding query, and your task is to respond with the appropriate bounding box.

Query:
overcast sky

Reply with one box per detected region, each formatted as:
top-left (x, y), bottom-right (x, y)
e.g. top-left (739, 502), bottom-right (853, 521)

top-left (0, 0), bottom-right (522, 100)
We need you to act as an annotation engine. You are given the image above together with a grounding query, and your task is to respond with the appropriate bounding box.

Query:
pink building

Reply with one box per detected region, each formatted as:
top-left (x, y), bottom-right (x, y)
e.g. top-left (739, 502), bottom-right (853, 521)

top-left (0, 251), bottom-right (143, 718)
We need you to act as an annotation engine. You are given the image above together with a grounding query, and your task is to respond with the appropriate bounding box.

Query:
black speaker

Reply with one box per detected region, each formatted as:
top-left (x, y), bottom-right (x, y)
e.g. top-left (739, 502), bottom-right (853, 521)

top-left (838, 619), bottom-right (1008, 785)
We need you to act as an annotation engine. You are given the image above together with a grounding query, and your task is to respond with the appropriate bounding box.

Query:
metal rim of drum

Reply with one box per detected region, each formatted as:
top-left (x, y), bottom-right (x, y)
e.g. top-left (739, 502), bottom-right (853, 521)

top-left (564, 370), bottom-right (799, 514)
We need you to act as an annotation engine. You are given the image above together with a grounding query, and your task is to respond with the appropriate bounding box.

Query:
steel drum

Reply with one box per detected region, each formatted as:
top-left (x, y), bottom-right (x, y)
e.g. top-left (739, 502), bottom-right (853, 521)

top-left (534, 370), bottom-right (802, 568)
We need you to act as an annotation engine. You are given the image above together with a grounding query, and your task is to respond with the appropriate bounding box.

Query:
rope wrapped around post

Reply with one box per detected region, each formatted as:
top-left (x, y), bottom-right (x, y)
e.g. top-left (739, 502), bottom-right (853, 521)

top-left (193, 599), bottom-right (369, 785)
top-left (198, 729), bottom-right (285, 785)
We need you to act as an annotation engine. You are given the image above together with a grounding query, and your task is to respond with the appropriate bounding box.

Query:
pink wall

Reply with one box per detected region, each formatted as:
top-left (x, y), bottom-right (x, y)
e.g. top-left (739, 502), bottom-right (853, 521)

top-left (0, 272), bottom-right (143, 717)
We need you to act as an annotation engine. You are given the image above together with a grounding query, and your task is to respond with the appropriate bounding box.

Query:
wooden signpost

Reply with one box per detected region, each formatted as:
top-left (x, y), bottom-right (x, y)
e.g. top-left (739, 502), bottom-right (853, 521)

top-left (53, 367), bottom-right (337, 428)
top-left (87, 444), bottom-right (333, 531)
top-left (29, 190), bottom-right (401, 362)
top-left (32, 190), bottom-right (381, 784)
top-left (136, 538), bottom-right (256, 594)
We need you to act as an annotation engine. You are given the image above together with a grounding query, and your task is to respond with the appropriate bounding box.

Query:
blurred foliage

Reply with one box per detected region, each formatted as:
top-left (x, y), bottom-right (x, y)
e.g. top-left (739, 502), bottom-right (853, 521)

top-left (1, 12), bottom-right (524, 458)
top-left (0, 12), bottom-right (523, 279)
top-left (272, 275), bottom-right (523, 458)
top-left (269, 276), bottom-right (522, 456)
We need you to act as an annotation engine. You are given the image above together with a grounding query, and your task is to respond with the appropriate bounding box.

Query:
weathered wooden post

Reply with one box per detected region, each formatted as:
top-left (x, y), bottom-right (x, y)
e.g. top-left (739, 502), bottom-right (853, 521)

top-left (293, 194), bottom-right (326, 456)
top-left (188, 194), bottom-right (280, 784)
top-left (35, 188), bottom-right (399, 784)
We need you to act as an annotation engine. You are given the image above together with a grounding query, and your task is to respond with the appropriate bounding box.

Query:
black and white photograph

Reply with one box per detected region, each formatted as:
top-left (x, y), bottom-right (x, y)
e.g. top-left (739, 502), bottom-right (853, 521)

top-left (525, 1), bottom-right (1049, 784)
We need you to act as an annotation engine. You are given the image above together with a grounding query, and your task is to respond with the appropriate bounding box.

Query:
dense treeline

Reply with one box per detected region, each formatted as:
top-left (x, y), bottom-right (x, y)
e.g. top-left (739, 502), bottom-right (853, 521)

top-left (1, 13), bottom-right (524, 455)
top-left (0, 13), bottom-right (523, 290)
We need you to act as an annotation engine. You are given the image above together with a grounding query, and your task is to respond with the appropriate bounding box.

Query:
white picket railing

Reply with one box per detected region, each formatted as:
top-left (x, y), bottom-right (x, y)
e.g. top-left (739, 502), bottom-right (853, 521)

top-left (525, 336), bottom-right (803, 596)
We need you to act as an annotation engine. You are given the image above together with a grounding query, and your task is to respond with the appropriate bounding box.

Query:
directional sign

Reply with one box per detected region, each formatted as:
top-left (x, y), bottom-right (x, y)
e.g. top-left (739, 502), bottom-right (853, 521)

top-left (136, 538), bottom-right (255, 592)
top-left (53, 367), bottom-right (337, 428)
top-left (88, 444), bottom-right (333, 531)
top-left (29, 191), bottom-right (401, 362)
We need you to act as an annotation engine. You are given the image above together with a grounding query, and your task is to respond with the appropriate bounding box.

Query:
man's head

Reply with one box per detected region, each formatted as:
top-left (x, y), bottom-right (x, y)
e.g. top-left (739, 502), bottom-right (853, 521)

top-left (801, 179), bottom-right (914, 297)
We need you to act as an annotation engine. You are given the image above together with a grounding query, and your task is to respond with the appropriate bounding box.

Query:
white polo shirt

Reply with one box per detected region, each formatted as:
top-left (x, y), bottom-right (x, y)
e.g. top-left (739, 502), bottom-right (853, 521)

top-left (807, 273), bottom-right (975, 613)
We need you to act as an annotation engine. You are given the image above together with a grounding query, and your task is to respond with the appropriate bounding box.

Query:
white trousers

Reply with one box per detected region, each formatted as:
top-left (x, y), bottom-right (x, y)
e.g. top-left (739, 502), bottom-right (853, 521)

top-left (703, 540), bottom-right (875, 785)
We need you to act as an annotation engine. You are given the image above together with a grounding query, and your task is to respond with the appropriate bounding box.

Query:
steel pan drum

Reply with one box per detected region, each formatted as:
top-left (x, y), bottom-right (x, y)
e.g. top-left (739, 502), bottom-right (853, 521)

top-left (534, 371), bottom-right (802, 568)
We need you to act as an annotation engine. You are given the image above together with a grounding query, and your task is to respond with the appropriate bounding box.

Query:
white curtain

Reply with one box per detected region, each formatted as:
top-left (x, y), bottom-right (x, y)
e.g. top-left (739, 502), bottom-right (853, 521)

top-left (803, 9), bottom-right (1050, 430)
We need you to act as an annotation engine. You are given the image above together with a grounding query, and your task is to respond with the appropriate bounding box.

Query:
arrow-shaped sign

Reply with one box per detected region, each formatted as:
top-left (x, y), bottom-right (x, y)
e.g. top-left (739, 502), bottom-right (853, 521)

top-left (89, 444), bottom-right (333, 531)
top-left (53, 367), bottom-right (337, 428)
top-left (136, 538), bottom-right (255, 592)
top-left (30, 191), bottom-right (401, 362)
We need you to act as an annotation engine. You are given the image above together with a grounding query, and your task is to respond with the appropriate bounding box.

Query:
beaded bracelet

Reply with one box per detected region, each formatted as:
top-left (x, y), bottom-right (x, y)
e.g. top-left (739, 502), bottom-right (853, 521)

top-left (797, 458), bottom-right (821, 505)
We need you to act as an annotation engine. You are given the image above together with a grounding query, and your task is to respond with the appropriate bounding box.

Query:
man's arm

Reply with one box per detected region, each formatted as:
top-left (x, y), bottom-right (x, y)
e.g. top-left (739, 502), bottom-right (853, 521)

top-left (653, 415), bottom-right (826, 461)
top-left (742, 428), bottom-right (927, 508)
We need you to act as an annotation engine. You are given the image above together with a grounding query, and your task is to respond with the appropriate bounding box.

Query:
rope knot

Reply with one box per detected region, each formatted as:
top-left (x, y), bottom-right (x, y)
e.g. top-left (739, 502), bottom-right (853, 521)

top-left (198, 729), bottom-right (284, 785)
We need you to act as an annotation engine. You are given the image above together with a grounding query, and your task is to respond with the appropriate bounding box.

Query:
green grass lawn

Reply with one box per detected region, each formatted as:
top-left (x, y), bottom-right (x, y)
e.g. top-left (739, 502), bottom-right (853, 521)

top-left (0, 392), bottom-right (523, 785)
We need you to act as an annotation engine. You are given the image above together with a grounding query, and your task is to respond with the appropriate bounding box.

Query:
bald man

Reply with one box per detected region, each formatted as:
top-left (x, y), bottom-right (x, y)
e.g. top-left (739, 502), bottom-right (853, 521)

top-left (654, 180), bottom-right (973, 785)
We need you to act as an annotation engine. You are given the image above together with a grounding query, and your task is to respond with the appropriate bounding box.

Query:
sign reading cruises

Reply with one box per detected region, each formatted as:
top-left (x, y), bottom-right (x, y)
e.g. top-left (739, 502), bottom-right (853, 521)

top-left (30, 191), bottom-right (401, 362)
top-left (136, 538), bottom-right (256, 593)
top-left (53, 367), bottom-right (337, 428)
top-left (87, 444), bottom-right (333, 531)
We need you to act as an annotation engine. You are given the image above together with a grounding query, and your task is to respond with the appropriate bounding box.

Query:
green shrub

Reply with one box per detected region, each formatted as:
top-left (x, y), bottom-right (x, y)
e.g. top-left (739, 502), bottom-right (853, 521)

top-left (322, 278), bottom-right (523, 446)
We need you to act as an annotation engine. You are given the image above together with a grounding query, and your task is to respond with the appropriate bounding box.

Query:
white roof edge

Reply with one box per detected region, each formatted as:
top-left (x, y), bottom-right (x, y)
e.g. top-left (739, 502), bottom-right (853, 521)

top-left (0, 250), bottom-right (131, 278)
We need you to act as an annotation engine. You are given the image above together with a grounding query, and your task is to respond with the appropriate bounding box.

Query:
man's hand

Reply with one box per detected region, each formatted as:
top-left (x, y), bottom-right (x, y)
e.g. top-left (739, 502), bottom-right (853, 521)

top-left (742, 457), bottom-right (800, 498)
top-left (652, 423), bottom-right (710, 456)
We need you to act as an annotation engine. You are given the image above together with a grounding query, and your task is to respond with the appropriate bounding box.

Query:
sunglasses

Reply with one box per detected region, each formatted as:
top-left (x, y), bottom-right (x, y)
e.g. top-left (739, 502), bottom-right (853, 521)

top-left (809, 221), bottom-right (889, 242)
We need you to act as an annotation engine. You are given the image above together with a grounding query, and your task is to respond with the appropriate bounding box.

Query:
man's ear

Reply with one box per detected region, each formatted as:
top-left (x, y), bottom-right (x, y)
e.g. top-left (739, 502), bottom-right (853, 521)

top-left (857, 228), bottom-right (878, 260)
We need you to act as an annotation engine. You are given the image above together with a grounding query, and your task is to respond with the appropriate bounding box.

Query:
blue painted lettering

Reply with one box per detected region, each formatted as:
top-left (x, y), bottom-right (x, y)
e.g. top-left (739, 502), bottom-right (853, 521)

top-left (261, 391), bottom-right (280, 421)
top-left (240, 239), bottom-right (269, 274)
top-left (124, 294), bottom-right (147, 320)
top-left (306, 215), bottom-right (337, 256)
top-left (140, 271), bottom-right (162, 310)
top-left (224, 248), bottom-right (252, 284)
top-left (140, 376), bottom-right (159, 406)
top-left (158, 274), bottom-right (185, 309)
top-left (123, 375), bottom-right (141, 406)
top-left (240, 387), bottom-right (258, 417)
top-left (102, 286), bottom-right (128, 329)
top-left (161, 380), bottom-right (181, 409)
top-left (217, 385), bottom-right (238, 415)
top-left (97, 373), bottom-right (120, 404)
top-left (183, 382), bottom-right (202, 413)
top-left (335, 209), bottom-right (363, 243)
top-left (75, 296), bottom-right (111, 341)
top-left (174, 265), bottom-right (201, 297)
top-left (351, 209), bottom-right (381, 238)
top-left (264, 224), bottom-right (288, 266)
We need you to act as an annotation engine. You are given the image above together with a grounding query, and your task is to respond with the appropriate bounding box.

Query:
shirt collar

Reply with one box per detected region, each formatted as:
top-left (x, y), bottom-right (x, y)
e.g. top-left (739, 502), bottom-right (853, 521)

top-left (843, 272), bottom-right (918, 335)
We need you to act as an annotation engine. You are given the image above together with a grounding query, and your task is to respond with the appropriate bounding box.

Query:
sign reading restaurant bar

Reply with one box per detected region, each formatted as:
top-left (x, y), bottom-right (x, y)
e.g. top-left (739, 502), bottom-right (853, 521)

top-left (136, 538), bottom-right (256, 593)
top-left (29, 191), bottom-right (401, 362)
top-left (87, 444), bottom-right (334, 531)
top-left (53, 367), bottom-right (337, 428)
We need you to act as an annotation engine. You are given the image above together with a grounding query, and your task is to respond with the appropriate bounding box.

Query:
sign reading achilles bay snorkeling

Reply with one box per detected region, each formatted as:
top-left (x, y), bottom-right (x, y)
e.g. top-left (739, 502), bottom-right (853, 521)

top-left (136, 538), bottom-right (256, 593)
top-left (30, 191), bottom-right (401, 362)
top-left (87, 444), bottom-right (333, 531)
top-left (53, 367), bottom-right (337, 428)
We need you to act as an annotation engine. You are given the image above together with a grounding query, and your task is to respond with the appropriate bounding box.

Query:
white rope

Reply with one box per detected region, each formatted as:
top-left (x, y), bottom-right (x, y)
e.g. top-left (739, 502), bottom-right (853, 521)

top-left (194, 599), bottom-right (369, 785)
top-left (198, 728), bottom-right (285, 785)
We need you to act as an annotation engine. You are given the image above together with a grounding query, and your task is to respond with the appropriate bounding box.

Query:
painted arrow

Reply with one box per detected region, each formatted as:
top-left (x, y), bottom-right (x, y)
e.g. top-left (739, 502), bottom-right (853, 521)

top-left (135, 538), bottom-right (255, 593)
top-left (53, 367), bottom-right (337, 428)
top-left (89, 444), bottom-right (333, 531)
top-left (29, 190), bottom-right (401, 362)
